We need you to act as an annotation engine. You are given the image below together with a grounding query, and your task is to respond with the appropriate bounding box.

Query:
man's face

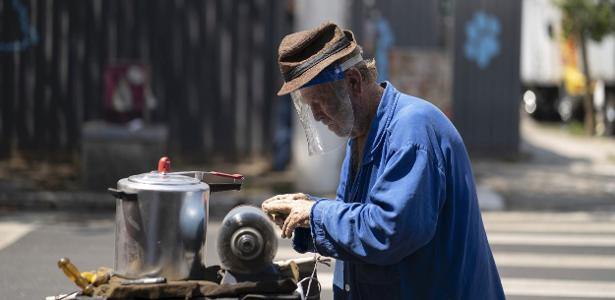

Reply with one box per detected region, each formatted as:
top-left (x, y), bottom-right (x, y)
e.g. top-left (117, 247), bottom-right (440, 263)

top-left (299, 82), bottom-right (354, 137)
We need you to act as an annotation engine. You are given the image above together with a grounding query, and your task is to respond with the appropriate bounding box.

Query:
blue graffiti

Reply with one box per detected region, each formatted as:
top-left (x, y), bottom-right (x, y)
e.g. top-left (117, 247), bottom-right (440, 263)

top-left (0, 0), bottom-right (39, 52)
top-left (464, 11), bottom-right (500, 69)
top-left (375, 17), bottom-right (394, 82)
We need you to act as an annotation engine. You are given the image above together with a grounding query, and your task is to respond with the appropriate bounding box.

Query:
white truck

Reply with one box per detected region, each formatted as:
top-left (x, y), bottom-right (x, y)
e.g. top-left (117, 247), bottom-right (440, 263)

top-left (521, 0), bottom-right (615, 135)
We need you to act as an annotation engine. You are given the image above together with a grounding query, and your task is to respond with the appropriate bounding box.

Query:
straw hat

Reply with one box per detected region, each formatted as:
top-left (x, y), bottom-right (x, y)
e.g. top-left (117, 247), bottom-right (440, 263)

top-left (277, 22), bottom-right (359, 96)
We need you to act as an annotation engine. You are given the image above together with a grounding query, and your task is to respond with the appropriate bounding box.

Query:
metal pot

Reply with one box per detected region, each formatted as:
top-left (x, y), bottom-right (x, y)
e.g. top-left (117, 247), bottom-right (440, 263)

top-left (108, 157), bottom-right (243, 280)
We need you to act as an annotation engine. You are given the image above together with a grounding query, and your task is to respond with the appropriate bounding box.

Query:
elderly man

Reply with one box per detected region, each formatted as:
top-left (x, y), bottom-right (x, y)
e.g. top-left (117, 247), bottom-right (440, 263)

top-left (262, 22), bottom-right (505, 299)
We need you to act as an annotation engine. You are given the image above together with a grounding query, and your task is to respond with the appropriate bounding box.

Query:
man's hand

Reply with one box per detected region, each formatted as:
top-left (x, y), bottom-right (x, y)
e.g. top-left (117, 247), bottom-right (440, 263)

top-left (261, 193), bottom-right (314, 238)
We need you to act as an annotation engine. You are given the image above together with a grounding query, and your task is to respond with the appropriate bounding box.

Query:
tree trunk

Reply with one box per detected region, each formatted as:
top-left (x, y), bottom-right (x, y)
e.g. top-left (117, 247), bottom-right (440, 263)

top-left (579, 31), bottom-right (596, 135)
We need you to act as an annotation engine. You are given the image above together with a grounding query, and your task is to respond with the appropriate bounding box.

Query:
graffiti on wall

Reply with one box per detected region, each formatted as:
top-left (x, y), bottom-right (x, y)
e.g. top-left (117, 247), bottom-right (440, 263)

top-left (464, 11), bottom-right (500, 69)
top-left (0, 0), bottom-right (39, 52)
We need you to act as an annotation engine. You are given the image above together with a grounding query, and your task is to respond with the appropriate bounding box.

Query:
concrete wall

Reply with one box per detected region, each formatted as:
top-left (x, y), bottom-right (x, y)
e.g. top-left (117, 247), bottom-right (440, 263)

top-left (389, 49), bottom-right (452, 116)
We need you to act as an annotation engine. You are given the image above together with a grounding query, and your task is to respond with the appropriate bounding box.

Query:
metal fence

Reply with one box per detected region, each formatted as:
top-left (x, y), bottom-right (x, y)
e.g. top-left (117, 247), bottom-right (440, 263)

top-left (0, 0), bottom-right (285, 162)
top-left (351, 0), bottom-right (446, 48)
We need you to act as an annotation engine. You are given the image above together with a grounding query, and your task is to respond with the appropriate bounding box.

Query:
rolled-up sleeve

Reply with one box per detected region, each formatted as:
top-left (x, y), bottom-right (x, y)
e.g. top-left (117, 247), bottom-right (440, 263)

top-left (307, 144), bottom-right (445, 265)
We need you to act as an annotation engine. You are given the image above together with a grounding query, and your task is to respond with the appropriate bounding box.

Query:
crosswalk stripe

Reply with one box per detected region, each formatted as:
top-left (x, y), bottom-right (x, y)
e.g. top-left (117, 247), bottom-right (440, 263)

top-left (275, 247), bottom-right (314, 260)
top-left (488, 233), bottom-right (615, 247)
top-left (494, 252), bottom-right (615, 269)
top-left (487, 212), bottom-right (615, 298)
top-left (0, 222), bottom-right (35, 251)
top-left (485, 222), bottom-right (615, 233)
top-left (502, 278), bottom-right (615, 298)
top-left (275, 211), bottom-right (615, 299)
top-left (318, 274), bottom-right (615, 296)
top-left (317, 274), bottom-right (615, 296)
top-left (316, 272), bottom-right (334, 291)
top-left (482, 212), bottom-right (615, 223)
top-left (315, 274), bottom-right (615, 296)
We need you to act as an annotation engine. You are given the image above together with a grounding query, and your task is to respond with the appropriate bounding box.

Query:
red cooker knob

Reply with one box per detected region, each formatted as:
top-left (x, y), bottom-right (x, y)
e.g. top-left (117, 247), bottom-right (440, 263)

top-left (158, 157), bottom-right (171, 173)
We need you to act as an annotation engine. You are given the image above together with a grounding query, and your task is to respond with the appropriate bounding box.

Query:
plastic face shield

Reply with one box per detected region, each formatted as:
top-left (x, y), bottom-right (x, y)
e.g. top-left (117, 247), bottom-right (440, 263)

top-left (290, 54), bottom-right (363, 155)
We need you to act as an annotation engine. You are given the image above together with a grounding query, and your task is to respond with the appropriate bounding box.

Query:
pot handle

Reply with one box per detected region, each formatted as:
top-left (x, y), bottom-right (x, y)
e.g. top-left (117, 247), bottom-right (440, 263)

top-left (206, 171), bottom-right (244, 193)
top-left (207, 171), bottom-right (244, 181)
top-left (108, 188), bottom-right (138, 201)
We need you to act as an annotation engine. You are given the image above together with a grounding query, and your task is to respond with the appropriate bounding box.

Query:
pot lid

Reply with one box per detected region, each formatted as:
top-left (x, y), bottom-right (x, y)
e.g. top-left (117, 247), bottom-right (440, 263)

top-left (128, 172), bottom-right (201, 186)
top-left (128, 156), bottom-right (200, 186)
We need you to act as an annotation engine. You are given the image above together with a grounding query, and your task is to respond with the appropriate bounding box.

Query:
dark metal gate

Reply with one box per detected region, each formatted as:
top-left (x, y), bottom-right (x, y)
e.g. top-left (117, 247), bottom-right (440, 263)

top-left (452, 0), bottom-right (522, 157)
top-left (0, 0), bottom-right (285, 162)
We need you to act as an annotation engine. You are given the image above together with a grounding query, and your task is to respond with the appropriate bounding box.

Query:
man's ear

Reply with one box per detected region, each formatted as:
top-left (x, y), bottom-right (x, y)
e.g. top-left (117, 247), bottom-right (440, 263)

top-left (345, 68), bottom-right (363, 97)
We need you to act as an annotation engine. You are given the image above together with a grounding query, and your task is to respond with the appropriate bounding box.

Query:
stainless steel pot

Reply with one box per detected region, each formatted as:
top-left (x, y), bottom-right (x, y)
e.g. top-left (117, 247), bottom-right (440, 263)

top-left (109, 157), bottom-right (243, 280)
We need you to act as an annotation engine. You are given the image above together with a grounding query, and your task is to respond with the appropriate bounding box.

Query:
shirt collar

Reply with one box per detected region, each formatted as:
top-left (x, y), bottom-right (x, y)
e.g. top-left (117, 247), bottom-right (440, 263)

top-left (352, 81), bottom-right (398, 165)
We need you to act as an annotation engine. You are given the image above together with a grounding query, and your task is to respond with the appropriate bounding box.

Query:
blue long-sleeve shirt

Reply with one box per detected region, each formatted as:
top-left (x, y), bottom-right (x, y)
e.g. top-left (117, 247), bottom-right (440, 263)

top-left (293, 82), bottom-right (505, 299)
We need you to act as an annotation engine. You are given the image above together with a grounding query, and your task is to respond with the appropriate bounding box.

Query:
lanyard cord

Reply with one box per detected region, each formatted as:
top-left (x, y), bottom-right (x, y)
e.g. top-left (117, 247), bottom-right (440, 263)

top-left (296, 254), bottom-right (326, 300)
top-left (305, 254), bottom-right (320, 298)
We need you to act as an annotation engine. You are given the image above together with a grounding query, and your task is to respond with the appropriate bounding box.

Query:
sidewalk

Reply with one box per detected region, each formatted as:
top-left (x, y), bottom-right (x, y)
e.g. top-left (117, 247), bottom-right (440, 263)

top-left (0, 158), bottom-right (281, 219)
top-left (1, 116), bottom-right (614, 213)
top-left (473, 116), bottom-right (615, 211)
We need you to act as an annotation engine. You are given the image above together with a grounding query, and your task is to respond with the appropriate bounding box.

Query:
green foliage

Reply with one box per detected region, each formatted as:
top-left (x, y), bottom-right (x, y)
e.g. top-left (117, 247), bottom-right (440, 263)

top-left (563, 120), bottom-right (587, 135)
top-left (555, 0), bottom-right (615, 41)
top-left (554, 0), bottom-right (615, 135)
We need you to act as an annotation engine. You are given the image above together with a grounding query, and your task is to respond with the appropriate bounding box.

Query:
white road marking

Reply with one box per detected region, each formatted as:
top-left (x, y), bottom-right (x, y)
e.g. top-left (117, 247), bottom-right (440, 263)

top-left (482, 212), bottom-right (615, 223)
top-left (494, 252), bottom-right (615, 269)
top-left (0, 222), bottom-right (35, 250)
top-left (275, 211), bottom-right (615, 299)
top-left (275, 247), bottom-right (315, 260)
top-left (502, 278), bottom-right (615, 298)
top-left (316, 272), bottom-right (334, 291)
top-left (485, 222), bottom-right (615, 233)
top-left (314, 274), bottom-right (615, 296)
top-left (488, 233), bottom-right (615, 247)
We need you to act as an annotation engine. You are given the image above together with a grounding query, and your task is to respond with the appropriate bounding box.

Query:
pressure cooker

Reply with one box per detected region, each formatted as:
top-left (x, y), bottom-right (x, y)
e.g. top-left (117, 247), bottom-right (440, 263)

top-left (108, 156), bottom-right (243, 280)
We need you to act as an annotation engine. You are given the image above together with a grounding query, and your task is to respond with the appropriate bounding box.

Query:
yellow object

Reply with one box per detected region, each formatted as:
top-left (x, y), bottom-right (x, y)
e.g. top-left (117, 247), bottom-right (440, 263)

top-left (560, 37), bottom-right (593, 97)
top-left (81, 271), bottom-right (96, 283)
top-left (57, 257), bottom-right (94, 295)
top-left (564, 66), bottom-right (587, 96)
top-left (81, 267), bottom-right (112, 286)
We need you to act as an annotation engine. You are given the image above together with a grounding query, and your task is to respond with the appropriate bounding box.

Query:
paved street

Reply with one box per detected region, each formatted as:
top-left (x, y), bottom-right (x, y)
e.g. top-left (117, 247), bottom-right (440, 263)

top-left (1, 211), bottom-right (614, 300)
top-left (474, 117), bottom-right (615, 211)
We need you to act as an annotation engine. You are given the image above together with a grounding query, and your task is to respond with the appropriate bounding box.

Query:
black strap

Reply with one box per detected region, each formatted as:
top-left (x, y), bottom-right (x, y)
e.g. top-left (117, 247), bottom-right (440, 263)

top-left (209, 183), bottom-right (242, 193)
top-left (108, 188), bottom-right (138, 201)
top-left (283, 36), bottom-right (351, 82)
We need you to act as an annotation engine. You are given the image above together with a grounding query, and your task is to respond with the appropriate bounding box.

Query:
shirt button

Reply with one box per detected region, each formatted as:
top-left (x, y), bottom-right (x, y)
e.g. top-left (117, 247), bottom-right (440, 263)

top-left (344, 284), bottom-right (350, 292)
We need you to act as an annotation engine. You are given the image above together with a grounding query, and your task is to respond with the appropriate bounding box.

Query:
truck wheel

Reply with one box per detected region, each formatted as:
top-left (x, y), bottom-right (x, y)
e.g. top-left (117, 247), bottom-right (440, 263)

top-left (522, 88), bottom-right (560, 121)
top-left (523, 89), bottom-right (538, 116)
